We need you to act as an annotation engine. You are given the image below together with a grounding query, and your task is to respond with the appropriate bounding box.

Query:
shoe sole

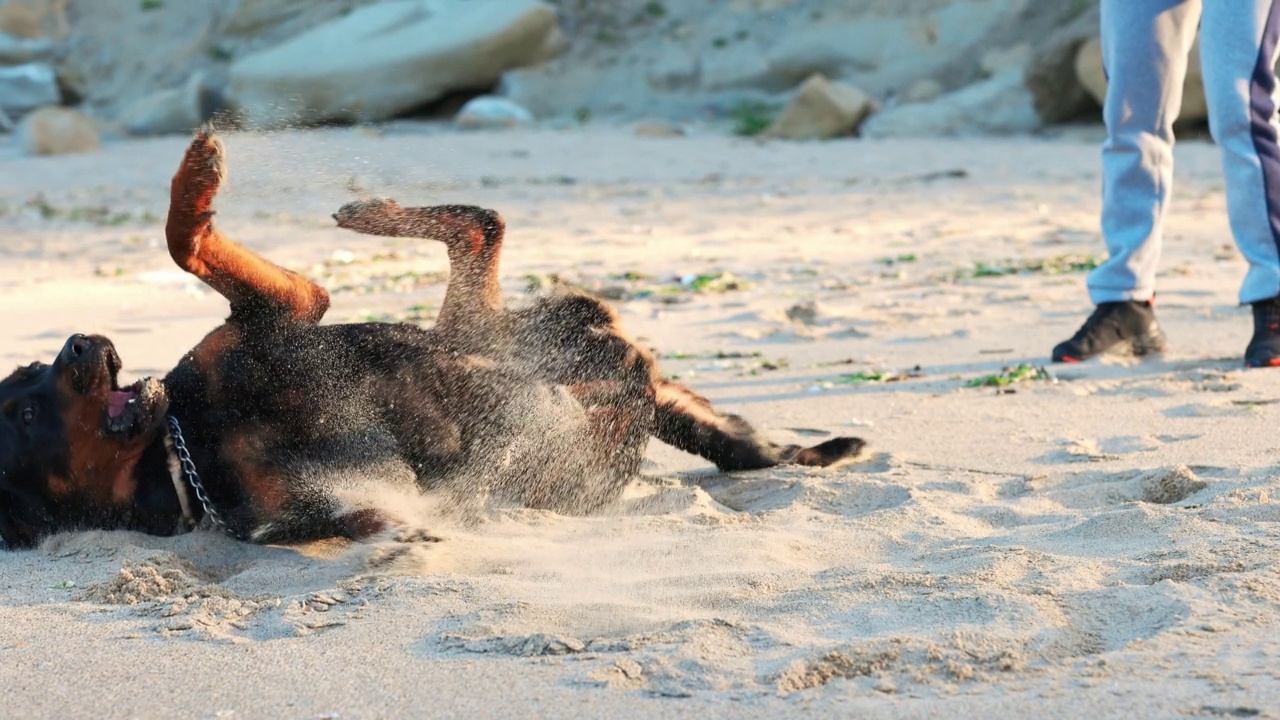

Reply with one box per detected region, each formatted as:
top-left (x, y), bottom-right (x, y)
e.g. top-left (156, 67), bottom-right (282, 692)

top-left (1244, 357), bottom-right (1280, 369)
top-left (1052, 331), bottom-right (1167, 364)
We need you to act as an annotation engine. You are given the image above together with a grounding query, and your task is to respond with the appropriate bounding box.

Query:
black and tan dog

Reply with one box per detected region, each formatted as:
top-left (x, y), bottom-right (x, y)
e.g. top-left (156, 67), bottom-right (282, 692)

top-left (0, 131), bottom-right (863, 549)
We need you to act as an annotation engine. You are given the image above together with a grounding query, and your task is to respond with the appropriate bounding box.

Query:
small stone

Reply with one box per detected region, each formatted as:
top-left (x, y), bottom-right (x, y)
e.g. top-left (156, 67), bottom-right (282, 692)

top-left (634, 120), bottom-right (685, 138)
top-left (15, 106), bottom-right (100, 156)
top-left (596, 285), bottom-right (628, 300)
top-left (455, 96), bottom-right (534, 130)
top-left (762, 74), bottom-right (878, 140)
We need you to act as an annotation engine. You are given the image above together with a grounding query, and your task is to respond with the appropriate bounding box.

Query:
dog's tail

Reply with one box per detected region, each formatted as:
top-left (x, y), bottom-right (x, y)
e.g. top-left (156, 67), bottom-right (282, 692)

top-left (653, 381), bottom-right (864, 471)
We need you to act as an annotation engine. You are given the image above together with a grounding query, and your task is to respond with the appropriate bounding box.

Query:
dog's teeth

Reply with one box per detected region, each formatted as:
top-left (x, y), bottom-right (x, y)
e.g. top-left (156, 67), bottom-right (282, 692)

top-left (127, 398), bottom-right (137, 405)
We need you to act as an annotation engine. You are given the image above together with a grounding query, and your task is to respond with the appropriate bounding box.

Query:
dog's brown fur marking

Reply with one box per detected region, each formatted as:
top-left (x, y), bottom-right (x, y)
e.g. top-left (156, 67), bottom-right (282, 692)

top-left (56, 366), bottom-right (146, 504)
top-left (167, 130), bottom-right (330, 324)
top-left (221, 428), bottom-right (288, 518)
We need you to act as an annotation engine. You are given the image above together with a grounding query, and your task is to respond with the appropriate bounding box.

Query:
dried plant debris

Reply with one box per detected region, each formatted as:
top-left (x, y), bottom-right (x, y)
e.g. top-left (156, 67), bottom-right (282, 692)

top-left (966, 364), bottom-right (1056, 388)
top-left (877, 254), bottom-right (918, 265)
top-left (2, 195), bottom-right (160, 226)
top-left (836, 366), bottom-right (924, 385)
top-left (948, 254), bottom-right (1101, 281)
top-left (658, 350), bottom-right (787, 377)
top-left (352, 304), bottom-right (434, 324)
top-left (527, 270), bottom-right (751, 302)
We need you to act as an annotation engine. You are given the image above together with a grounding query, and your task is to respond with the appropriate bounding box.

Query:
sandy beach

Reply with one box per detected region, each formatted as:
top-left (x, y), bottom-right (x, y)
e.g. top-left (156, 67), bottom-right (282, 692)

top-left (1, 125), bottom-right (1278, 718)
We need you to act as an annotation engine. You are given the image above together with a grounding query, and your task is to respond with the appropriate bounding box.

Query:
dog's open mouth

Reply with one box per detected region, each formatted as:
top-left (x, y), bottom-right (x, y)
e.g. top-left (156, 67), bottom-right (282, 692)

top-left (103, 375), bottom-right (167, 437)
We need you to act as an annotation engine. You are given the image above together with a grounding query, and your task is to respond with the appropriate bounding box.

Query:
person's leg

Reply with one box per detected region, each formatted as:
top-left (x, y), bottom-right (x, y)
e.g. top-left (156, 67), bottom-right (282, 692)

top-left (1199, 0), bottom-right (1280, 366)
top-left (1053, 0), bottom-right (1199, 362)
top-left (1089, 0), bottom-right (1200, 302)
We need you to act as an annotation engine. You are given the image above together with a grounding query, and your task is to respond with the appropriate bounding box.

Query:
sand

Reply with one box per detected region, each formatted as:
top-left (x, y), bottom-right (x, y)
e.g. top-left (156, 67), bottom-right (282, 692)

top-left (1, 124), bottom-right (1278, 718)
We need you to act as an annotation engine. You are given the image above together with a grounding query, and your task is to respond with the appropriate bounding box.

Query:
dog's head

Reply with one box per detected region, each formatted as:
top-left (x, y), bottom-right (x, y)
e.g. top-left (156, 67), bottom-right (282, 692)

top-left (0, 334), bottom-right (167, 548)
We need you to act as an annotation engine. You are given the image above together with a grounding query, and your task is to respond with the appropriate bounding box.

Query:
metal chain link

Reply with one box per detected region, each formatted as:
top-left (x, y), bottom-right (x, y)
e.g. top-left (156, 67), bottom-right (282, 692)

top-left (166, 415), bottom-right (241, 540)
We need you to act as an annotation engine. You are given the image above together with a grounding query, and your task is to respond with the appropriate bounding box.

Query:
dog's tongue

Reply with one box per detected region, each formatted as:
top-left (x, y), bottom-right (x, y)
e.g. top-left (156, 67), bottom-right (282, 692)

top-left (107, 390), bottom-right (137, 419)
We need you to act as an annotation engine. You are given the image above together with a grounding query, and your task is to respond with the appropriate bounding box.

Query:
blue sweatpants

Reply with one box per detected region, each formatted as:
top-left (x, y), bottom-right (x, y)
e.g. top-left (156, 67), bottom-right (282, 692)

top-left (1088, 0), bottom-right (1280, 305)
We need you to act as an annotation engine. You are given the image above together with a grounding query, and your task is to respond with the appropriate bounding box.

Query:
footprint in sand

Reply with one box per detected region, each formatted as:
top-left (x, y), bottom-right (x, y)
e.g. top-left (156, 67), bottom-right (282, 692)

top-left (1163, 401), bottom-right (1253, 418)
top-left (1038, 434), bottom-right (1196, 464)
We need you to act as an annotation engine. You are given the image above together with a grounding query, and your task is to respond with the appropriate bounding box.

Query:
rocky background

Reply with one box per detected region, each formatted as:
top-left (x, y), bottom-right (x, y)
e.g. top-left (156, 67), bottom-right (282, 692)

top-left (0, 0), bottom-right (1208, 154)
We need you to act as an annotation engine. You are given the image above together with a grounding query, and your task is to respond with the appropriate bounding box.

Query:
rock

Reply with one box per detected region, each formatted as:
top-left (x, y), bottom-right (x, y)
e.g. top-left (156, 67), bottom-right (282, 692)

top-left (498, 63), bottom-right (603, 119)
top-left (0, 0), bottom-right (65, 40)
top-left (454, 95), bottom-right (533, 130)
top-left (762, 74), bottom-right (877, 140)
top-left (980, 44), bottom-right (1031, 76)
top-left (862, 67), bottom-right (1039, 138)
top-left (118, 72), bottom-right (219, 136)
top-left (701, 42), bottom-right (781, 92)
top-left (1075, 35), bottom-right (1207, 124)
top-left (0, 31), bottom-right (56, 64)
top-left (763, 1), bottom-right (1016, 96)
top-left (1024, 7), bottom-right (1100, 124)
top-left (227, 0), bottom-right (562, 128)
top-left (645, 44), bottom-right (699, 91)
top-left (0, 62), bottom-right (58, 115)
top-left (15, 106), bottom-right (99, 156)
top-left (899, 78), bottom-right (943, 104)
top-left (634, 120), bottom-right (685, 138)
top-left (52, 55), bottom-right (86, 105)
top-left (1074, 37), bottom-right (1105, 106)
top-left (222, 0), bottom-right (314, 36)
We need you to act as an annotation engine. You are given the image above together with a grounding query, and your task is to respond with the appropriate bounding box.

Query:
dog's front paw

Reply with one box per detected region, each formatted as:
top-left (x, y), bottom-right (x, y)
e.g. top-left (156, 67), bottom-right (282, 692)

top-left (173, 126), bottom-right (226, 209)
top-left (333, 198), bottom-right (404, 236)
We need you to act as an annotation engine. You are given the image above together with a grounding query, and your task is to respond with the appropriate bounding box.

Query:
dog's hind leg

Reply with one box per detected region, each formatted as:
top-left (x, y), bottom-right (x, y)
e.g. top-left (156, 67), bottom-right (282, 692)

top-left (166, 128), bottom-right (330, 324)
top-left (654, 381), bottom-right (865, 471)
top-left (333, 199), bottom-right (504, 341)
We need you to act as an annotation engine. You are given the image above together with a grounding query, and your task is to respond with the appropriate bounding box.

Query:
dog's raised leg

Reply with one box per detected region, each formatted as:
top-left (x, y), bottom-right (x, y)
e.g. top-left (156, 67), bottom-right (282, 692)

top-left (333, 199), bottom-right (505, 342)
top-left (654, 381), bottom-right (865, 470)
top-left (167, 129), bottom-right (330, 324)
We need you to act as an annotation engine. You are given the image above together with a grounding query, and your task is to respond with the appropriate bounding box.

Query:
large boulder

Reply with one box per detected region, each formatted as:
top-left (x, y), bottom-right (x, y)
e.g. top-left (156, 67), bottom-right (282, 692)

top-left (226, 0), bottom-right (562, 128)
top-left (1023, 6), bottom-right (1100, 124)
top-left (118, 72), bottom-right (219, 136)
top-left (222, 0), bottom-right (319, 36)
top-left (15, 106), bottom-right (99, 156)
top-left (762, 74), bottom-right (878, 140)
top-left (1075, 35), bottom-right (1208, 124)
top-left (862, 67), bottom-right (1039, 138)
top-left (761, 0), bottom-right (1017, 96)
top-left (0, 32), bottom-right (56, 64)
top-left (0, 62), bottom-right (58, 115)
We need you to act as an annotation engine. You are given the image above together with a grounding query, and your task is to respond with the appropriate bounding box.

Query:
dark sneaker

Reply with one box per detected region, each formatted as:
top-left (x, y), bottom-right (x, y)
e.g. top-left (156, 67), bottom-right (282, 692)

top-left (1051, 300), bottom-right (1166, 363)
top-left (1245, 297), bottom-right (1280, 368)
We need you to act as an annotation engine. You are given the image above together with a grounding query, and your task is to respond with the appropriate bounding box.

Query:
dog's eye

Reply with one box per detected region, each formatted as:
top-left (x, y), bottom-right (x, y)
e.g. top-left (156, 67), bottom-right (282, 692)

top-left (20, 407), bottom-right (35, 425)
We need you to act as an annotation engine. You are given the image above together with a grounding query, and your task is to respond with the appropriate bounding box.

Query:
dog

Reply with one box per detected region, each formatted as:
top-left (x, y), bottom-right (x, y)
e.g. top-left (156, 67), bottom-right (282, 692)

top-left (0, 130), bottom-right (864, 549)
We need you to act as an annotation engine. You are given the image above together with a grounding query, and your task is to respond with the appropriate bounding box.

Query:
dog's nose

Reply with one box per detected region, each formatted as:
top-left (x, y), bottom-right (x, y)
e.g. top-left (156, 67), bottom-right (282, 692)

top-left (61, 334), bottom-right (92, 364)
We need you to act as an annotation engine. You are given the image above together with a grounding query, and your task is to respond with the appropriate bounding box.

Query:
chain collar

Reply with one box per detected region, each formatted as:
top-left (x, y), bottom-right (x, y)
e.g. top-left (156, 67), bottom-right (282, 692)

top-left (165, 415), bottom-right (242, 540)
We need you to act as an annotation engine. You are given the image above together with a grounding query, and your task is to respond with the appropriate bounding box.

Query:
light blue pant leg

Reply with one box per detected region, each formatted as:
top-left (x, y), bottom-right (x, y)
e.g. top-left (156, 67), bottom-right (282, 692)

top-left (1200, 1), bottom-right (1280, 304)
top-left (1088, 0), bottom-right (1201, 304)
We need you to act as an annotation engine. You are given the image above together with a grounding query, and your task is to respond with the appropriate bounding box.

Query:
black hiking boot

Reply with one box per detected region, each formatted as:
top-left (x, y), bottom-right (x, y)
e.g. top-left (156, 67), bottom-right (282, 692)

top-left (1051, 300), bottom-right (1166, 363)
top-left (1245, 296), bottom-right (1280, 368)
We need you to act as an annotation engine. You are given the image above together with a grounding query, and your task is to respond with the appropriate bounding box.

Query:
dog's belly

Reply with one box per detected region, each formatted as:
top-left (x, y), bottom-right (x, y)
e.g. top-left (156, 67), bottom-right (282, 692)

top-left (420, 382), bottom-right (648, 514)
